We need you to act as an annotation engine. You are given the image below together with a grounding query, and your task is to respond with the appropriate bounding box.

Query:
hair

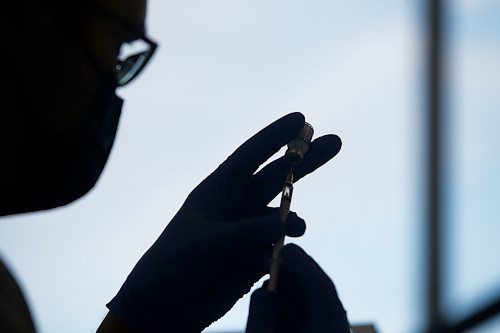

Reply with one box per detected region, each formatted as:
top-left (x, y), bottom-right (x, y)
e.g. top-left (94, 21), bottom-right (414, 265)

top-left (1, 0), bottom-right (87, 33)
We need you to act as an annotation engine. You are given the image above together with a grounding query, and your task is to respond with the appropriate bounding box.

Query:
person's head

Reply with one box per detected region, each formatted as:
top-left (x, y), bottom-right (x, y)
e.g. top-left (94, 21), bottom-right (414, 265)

top-left (0, 0), bottom-right (156, 215)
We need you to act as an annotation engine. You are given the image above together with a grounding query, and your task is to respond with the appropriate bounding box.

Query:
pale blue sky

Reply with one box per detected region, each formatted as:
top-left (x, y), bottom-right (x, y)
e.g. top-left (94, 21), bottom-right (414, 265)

top-left (1, 1), bottom-right (499, 332)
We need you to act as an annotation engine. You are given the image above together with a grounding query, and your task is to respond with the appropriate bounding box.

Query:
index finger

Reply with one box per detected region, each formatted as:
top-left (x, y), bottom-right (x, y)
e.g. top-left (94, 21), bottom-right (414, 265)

top-left (213, 112), bottom-right (304, 190)
top-left (237, 134), bottom-right (342, 213)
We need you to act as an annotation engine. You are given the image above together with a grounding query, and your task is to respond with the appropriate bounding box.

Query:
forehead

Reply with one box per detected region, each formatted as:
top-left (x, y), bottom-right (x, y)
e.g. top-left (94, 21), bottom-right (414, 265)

top-left (97, 0), bottom-right (147, 29)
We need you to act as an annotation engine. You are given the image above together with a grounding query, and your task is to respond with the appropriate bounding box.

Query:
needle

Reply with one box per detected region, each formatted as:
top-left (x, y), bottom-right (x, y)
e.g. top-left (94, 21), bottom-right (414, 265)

top-left (268, 168), bottom-right (294, 292)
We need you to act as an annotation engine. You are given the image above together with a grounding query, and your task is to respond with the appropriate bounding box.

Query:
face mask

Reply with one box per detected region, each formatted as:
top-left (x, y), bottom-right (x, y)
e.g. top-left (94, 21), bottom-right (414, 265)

top-left (1, 2), bottom-right (155, 216)
top-left (1, 71), bottom-right (123, 216)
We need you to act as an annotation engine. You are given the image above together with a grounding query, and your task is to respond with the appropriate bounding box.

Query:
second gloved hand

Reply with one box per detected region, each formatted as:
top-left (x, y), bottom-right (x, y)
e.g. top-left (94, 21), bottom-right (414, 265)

top-left (246, 244), bottom-right (351, 333)
top-left (107, 113), bottom-right (342, 332)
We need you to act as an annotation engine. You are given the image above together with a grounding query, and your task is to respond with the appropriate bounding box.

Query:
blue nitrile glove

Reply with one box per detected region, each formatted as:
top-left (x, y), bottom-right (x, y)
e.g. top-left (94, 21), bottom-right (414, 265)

top-left (246, 244), bottom-right (351, 333)
top-left (107, 113), bottom-right (342, 332)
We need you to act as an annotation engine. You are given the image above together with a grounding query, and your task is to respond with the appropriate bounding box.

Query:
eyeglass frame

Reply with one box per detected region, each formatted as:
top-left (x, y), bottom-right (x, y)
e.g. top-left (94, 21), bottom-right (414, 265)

top-left (84, 3), bottom-right (159, 87)
top-left (115, 34), bottom-right (157, 86)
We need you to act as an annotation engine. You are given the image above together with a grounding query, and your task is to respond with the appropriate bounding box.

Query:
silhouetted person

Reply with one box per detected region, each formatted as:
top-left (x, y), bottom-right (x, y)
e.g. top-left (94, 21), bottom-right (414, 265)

top-left (1, 1), bottom-right (350, 332)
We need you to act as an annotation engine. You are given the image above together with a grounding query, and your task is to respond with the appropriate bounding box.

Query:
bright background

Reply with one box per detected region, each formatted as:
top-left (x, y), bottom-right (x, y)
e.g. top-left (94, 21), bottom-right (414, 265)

top-left (1, 1), bottom-right (499, 332)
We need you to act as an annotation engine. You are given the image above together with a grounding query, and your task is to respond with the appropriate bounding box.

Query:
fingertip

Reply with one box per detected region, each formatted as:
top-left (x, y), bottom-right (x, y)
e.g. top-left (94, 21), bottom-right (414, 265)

top-left (274, 112), bottom-right (304, 134)
top-left (314, 134), bottom-right (342, 158)
top-left (292, 134), bottom-right (342, 181)
top-left (286, 212), bottom-right (306, 237)
top-left (281, 112), bottom-right (305, 139)
top-left (330, 134), bottom-right (342, 152)
top-left (286, 112), bottom-right (305, 126)
top-left (282, 243), bottom-right (306, 258)
top-left (337, 135), bottom-right (342, 149)
top-left (281, 243), bottom-right (315, 272)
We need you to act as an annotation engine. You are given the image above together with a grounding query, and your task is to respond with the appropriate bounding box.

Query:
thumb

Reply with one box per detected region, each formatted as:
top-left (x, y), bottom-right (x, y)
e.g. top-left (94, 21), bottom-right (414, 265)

top-left (282, 244), bottom-right (351, 333)
top-left (209, 213), bottom-right (283, 257)
top-left (209, 211), bottom-right (305, 257)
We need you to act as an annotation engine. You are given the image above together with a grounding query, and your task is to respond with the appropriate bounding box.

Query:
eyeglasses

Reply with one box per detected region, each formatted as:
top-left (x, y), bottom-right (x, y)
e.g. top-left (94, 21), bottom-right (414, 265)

top-left (115, 35), bottom-right (158, 86)
top-left (90, 4), bottom-right (159, 86)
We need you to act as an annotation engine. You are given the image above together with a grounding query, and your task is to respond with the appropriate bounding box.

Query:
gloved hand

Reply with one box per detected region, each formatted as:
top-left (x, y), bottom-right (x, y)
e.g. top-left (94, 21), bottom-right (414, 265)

top-left (106, 113), bottom-right (342, 332)
top-left (246, 244), bottom-right (351, 333)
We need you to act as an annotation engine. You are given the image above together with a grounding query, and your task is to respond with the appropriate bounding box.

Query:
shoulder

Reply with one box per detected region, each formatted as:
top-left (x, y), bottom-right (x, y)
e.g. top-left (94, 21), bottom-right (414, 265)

top-left (0, 257), bottom-right (36, 333)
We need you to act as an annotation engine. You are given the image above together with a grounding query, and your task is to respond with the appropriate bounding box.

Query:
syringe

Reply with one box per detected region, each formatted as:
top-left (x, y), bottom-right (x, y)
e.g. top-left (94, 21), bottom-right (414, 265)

top-left (268, 122), bottom-right (314, 292)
